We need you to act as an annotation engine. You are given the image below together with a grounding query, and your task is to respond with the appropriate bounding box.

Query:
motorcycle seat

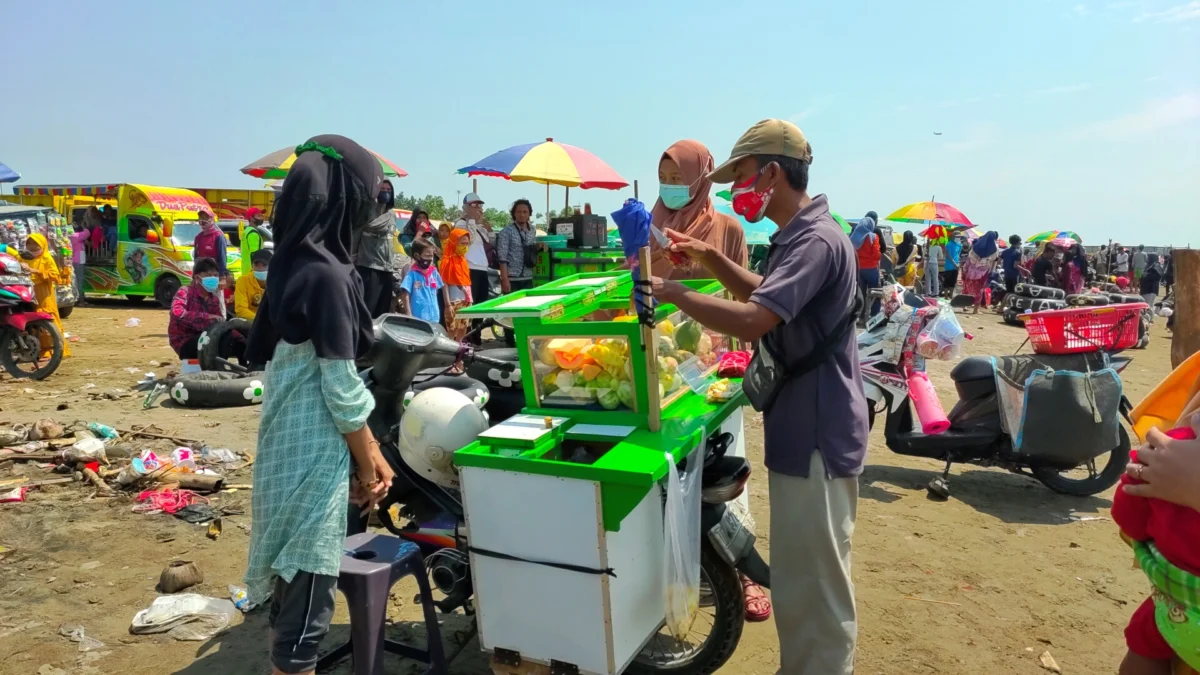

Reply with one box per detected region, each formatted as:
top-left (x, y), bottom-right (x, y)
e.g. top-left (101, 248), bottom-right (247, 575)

top-left (951, 356), bottom-right (995, 383)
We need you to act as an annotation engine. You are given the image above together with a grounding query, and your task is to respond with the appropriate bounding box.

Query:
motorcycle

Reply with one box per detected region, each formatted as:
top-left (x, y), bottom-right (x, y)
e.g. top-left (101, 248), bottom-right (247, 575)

top-left (361, 313), bottom-right (769, 675)
top-left (0, 252), bottom-right (64, 380)
top-left (859, 288), bottom-right (1133, 499)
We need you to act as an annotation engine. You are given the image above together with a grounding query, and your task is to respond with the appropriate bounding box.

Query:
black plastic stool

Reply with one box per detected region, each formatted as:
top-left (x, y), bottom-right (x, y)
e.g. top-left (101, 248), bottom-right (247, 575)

top-left (316, 532), bottom-right (447, 675)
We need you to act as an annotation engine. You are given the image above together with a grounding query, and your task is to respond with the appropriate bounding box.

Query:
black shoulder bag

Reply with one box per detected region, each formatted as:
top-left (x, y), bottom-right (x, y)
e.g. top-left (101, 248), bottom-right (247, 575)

top-left (743, 291), bottom-right (862, 413)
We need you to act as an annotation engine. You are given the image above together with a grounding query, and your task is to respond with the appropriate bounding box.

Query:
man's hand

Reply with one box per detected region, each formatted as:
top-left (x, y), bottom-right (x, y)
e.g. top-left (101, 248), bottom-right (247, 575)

top-left (650, 276), bottom-right (688, 303)
top-left (1123, 415), bottom-right (1200, 511)
top-left (665, 229), bottom-right (716, 267)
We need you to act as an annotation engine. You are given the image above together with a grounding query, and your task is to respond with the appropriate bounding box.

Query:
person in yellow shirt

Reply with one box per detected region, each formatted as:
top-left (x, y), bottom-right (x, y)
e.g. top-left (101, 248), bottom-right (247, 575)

top-left (234, 249), bottom-right (272, 321)
top-left (22, 234), bottom-right (72, 358)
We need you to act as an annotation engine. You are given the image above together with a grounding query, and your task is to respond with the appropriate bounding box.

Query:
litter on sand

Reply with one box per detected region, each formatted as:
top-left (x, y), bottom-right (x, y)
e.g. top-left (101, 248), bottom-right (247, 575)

top-left (58, 624), bottom-right (105, 652)
top-left (129, 594), bottom-right (237, 641)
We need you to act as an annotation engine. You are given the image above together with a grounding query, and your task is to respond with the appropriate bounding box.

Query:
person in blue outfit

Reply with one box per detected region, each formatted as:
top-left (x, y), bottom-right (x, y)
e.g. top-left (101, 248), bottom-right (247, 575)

top-left (942, 232), bottom-right (963, 297)
top-left (398, 237), bottom-right (447, 324)
top-left (999, 234), bottom-right (1024, 294)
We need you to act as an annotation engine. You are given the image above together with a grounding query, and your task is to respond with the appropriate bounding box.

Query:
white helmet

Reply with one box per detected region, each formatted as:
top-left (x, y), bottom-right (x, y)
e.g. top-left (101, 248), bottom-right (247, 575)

top-left (398, 387), bottom-right (489, 489)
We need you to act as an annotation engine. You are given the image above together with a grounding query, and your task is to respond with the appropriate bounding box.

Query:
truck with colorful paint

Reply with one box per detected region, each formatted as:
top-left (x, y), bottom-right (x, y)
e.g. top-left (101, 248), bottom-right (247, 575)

top-left (12, 184), bottom-right (241, 307)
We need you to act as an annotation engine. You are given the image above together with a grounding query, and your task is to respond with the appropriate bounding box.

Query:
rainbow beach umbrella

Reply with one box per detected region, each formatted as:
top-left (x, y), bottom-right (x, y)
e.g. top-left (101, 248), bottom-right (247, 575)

top-left (241, 145), bottom-right (407, 180)
top-left (885, 200), bottom-right (974, 227)
top-left (458, 138), bottom-right (627, 189)
top-left (1027, 229), bottom-right (1081, 244)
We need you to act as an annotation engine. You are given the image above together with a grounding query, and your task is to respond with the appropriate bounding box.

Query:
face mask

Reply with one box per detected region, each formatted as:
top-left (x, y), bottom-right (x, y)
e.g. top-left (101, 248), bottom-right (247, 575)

top-left (19, 249), bottom-right (36, 260)
top-left (200, 276), bottom-right (220, 292)
top-left (415, 258), bottom-right (433, 269)
top-left (730, 169), bottom-right (774, 223)
top-left (253, 271), bottom-right (267, 281)
top-left (377, 191), bottom-right (393, 205)
top-left (455, 245), bottom-right (469, 256)
top-left (251, 218), bottom-right (264, 227)
top-left (658, 183), bottom-right (692, 210)
top-left (200, 220), bottom-right (214, 231)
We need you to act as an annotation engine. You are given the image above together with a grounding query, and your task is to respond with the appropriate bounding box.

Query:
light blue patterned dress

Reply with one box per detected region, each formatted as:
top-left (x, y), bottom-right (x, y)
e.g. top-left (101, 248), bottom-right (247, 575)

top-left (244, 340), bottom-right (375, 605)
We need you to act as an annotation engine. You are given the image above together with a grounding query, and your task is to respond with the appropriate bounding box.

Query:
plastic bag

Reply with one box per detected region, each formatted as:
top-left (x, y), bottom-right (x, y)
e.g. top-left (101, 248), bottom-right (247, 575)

top-left (915, 305), bottom-right (966, 360)
top-left (129, 593), bottom-right (236, 641)
top-left (662, 447), bottom-right (702, 640)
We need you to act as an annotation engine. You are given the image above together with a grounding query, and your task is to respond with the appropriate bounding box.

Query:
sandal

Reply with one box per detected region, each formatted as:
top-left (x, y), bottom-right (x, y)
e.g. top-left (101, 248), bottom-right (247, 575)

top-left (742, 575), bottom-right (771, 622)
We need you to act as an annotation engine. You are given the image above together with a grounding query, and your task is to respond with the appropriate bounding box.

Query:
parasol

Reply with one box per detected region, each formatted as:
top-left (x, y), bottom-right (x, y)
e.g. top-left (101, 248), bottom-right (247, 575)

top-left (0, 161), bottom-right (19, 184)
top-left (1027, 229), bottom-right (1081, 244)
top-left (241, 146), bottom-right (407, 180)
top-left (886, 201), bottom-right (974, 227)
top-left (458, 138), bottom-right (627, 227)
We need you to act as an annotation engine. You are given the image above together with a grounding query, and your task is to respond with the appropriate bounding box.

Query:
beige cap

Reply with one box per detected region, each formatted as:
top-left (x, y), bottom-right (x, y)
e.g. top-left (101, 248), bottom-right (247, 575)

top-left (708, 118), bottom-right (812, 184)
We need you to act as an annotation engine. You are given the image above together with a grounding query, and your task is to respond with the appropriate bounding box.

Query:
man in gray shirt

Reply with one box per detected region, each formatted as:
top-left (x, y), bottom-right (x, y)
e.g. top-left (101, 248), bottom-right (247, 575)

top-left (653, 119), bottom-right (864, 675)
top-left (1132, 244), bottom-right (1148, 282)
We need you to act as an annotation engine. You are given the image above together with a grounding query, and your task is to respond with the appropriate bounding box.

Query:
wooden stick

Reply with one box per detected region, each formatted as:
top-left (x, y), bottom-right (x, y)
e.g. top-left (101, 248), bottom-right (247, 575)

top-left (903, 596), bottom-right (962, 607)
top-left (1171, 249), bottom-right (1199, 368)
top-left (28, 477), bottom-right (75, 487)
top-left (223, 483), bottom-right (253, 490)
top-left (638, 245), bottom-right (661, 432)
top-left (117, 427), bottom-right (202, 445)
top-left (167, 473), bottom-right (225, 492)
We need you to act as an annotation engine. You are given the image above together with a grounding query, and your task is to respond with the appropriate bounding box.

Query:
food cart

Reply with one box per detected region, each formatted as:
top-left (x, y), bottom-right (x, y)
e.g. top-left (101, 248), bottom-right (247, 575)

top-left (0, 204), bottom-right (78, 316)
top-left (454, 271), bottom-right (747, 675)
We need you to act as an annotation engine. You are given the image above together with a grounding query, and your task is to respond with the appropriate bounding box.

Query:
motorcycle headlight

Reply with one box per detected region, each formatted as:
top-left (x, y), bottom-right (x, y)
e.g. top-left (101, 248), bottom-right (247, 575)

top-left (1, 259), bottom-right (23, 275)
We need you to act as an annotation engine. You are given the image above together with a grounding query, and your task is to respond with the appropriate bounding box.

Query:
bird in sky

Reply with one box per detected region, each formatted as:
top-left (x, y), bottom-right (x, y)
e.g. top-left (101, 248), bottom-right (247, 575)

top-left (933, 132), bottom-right (943, 136)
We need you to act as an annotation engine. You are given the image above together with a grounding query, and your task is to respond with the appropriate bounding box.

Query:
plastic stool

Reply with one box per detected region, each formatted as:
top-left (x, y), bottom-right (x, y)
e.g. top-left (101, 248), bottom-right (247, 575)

top-left (316, 532), bottom-right (447, 675)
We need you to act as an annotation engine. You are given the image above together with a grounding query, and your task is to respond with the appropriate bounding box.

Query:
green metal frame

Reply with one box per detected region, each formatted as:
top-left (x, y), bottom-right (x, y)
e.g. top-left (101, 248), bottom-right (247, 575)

top-left (455, 271), bottom-right (745, 531)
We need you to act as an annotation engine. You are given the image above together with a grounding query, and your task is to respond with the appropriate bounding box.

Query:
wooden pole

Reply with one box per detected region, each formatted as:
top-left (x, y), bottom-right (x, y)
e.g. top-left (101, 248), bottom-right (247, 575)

top-left (472, 178), bottom-right (478, 194)
top-left (638, 245), bottom-right (661, 432)
top-left (633, 180), bottom-right (639, 200)
top-left (1171, 248), bottom-right (1200, 368)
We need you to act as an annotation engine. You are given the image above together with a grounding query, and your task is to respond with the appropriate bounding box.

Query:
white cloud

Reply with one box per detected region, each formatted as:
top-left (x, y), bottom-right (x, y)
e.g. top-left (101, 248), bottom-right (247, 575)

top-left (1068, 92), bottom-right (1200, 138)
top-left (1135, 1), bottom-right (1200, 21)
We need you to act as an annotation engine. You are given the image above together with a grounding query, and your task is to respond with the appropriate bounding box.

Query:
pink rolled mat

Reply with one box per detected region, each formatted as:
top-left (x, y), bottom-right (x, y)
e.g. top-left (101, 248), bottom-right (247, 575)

top-left (907, 370), bottom-right (950, 434)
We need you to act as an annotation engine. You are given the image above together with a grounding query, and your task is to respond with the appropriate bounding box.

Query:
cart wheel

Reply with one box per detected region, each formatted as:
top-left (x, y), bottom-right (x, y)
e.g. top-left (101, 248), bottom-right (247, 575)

top-left (927, 477), bottom-right (950, 500)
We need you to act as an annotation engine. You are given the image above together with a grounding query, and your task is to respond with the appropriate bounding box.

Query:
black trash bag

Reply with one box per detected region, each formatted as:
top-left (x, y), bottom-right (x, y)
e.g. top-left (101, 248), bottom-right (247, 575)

top-left (1015, 366), bottom-right (1122, 467)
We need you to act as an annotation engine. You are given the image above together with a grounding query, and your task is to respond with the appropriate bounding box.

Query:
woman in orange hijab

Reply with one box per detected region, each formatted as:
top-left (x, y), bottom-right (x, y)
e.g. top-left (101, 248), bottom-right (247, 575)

top-left (439, 228), bottom-right (474, 343)
top-left (650, 140), bottom-right (748, 280)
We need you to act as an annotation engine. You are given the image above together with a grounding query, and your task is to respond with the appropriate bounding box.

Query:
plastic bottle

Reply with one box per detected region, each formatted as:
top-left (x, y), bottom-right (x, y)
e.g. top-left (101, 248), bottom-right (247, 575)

top-left (87, 422), bottom-right (119, 440)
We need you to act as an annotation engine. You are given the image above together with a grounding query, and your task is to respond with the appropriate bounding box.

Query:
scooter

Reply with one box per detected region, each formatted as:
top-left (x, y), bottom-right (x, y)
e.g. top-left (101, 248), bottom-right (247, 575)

top-left (361, 314), bottom-right (769, 675)
top-left (0, 252), bottom-right (64, 380)
top-left (859, 288), bottom-right (1133, 499)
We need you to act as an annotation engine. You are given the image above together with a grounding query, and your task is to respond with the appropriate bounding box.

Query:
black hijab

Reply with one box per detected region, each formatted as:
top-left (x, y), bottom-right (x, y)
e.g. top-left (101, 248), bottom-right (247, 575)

top-left (401, 209), bottom-right (429, 239)
top-left (896, 231), bottom-right (916, 264)
top-left (245, 134), bottom-right (385, 362)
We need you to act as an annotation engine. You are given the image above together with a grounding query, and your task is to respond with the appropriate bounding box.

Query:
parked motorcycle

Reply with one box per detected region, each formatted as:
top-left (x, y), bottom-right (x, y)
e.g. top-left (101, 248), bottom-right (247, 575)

top-left (0, 253), bottom-right (64, 379)
top-left (362, 314), bottom-right (768, 675)
top-left (859, 288), bottom-right (1133, 499)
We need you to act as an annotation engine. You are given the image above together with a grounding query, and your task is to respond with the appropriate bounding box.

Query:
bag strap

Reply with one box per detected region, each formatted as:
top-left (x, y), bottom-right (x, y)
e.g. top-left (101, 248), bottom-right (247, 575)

top-left (762, 290), bottom-right (863, 381)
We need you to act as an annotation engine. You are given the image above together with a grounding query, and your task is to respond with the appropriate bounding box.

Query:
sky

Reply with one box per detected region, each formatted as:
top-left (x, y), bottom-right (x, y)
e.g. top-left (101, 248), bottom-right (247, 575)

top-left (2, 0), bottom-right (1198, 245)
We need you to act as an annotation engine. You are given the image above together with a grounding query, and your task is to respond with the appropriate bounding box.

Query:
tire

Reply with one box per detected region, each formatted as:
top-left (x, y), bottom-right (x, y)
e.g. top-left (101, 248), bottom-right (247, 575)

top-left (1003, 308), bottom-right (1023, 326)
top-left (155, 274), bottom-right (181, 308)
top-left (1033, 426), bottom-right (1129, 496)
top-left (126, 294), bottom-right (146, 304)
top-left (57, 304), bottom-right (73, 319)
top-left (867, 400), bottom-right (877, 431)
top-left (404, 373), bottom-right (491, 411)
top-left (1108, 293), bottom-right (1144, 305)
top-left (198, 318), bottom-right (252, 372)
top-left (626, 541), bottom-right (744, 675)
top-left (1014, 283), bottom-right (1065, 300)
top-left (465, 348), bottom-right (525, 421)
top-left (1028, 298), bottom-right (1067, 313)
top-left (0, 321), bottom-right (64, 380)
top-left (1067, 293), bottom-right (1109, 307)
top-left (167, 371), bottom-right (265, 408)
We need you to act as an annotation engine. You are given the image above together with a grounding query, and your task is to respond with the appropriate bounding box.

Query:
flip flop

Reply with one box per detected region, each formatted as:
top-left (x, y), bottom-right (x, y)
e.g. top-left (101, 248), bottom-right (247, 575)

top-left (742, 575), bottom-right (771, 622)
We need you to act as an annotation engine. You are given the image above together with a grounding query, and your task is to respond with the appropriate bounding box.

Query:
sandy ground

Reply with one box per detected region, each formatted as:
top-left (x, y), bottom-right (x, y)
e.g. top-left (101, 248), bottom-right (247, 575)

top-left (0, 299), bottom-right (1179, 675)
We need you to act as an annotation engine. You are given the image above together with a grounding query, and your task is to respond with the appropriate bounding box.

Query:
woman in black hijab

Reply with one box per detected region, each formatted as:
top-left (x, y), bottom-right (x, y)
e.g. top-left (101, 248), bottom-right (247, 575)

top-left (244, 135), bottom-right (395, 675)
top-left (895, 230), bottom-right (918, 286)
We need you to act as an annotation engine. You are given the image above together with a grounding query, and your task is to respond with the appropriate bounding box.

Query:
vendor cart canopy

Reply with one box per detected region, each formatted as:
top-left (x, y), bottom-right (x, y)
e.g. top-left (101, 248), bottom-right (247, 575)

top-left (14, 184), bottom-right (122, 197)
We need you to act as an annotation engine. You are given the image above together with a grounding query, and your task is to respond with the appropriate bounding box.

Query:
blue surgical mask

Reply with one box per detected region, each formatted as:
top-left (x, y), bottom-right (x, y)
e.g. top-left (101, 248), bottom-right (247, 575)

top-left (658, 183), bottom-right (692, 210)
top-left (200, 276), bottom-right (220, 292)
top-left (377, 191), bottom-right (393, 205)
top-left (253, 271), bottom-right (267, 281)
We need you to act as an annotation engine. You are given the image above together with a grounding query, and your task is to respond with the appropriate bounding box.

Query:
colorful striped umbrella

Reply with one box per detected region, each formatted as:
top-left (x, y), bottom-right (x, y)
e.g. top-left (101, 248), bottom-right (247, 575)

top-left (240, 146), bottom-right (407, 180)
top-left (1027, 229), bottom-right (1081, 244)
top-left (458, 138), bottom-right (627, 189)
top-left (885, 201), bottom-right (974, 227)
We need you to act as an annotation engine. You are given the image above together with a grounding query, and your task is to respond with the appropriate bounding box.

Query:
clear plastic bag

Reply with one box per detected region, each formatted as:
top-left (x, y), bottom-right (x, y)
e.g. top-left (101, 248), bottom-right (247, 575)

top-left (662, 447), bottom-right (702, 640)
top-left (915, 305), bottom-right (966, 360)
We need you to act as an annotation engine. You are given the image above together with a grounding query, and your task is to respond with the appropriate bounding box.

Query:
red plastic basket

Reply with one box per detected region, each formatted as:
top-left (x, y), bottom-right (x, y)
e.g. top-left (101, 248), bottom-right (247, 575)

top-left (1019, 303), bottom-right (1147, 354)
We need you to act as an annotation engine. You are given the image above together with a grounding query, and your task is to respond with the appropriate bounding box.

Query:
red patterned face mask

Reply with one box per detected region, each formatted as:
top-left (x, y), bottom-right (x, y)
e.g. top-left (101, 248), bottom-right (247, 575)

top-left (730, 170), bottom-right (773, 223)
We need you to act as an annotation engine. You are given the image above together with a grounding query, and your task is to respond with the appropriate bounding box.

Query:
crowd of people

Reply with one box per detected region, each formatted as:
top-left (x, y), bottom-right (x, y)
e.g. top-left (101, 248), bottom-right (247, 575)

top-left (849, 220), bottom-right (1176, 316)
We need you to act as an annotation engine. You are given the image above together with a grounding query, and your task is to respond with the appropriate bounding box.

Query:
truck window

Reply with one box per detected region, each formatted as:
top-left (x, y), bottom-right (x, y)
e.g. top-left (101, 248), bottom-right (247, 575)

top-left (128, 215), bottom-right (154, 242)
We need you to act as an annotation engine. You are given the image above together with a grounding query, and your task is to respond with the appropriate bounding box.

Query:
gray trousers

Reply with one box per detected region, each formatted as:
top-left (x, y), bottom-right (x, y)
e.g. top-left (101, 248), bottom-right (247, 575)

top-left (769, 451), bottom-right (858, 675)
top-left (73, 262), bottom-right (85, 299)
top-left (924, 263), bottom-right (940, 297)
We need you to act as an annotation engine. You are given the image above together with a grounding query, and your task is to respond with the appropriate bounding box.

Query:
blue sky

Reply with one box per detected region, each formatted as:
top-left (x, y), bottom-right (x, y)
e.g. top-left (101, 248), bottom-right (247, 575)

top-left (3, 0), bottom-right (1197, 245)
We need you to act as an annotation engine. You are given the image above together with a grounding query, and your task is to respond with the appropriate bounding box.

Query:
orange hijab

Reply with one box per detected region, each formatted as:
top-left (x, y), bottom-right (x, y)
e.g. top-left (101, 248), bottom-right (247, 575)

top-left (649, 140), bottom-right (747, 279)
top-left (440, 228), bottom-right (472, 287)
